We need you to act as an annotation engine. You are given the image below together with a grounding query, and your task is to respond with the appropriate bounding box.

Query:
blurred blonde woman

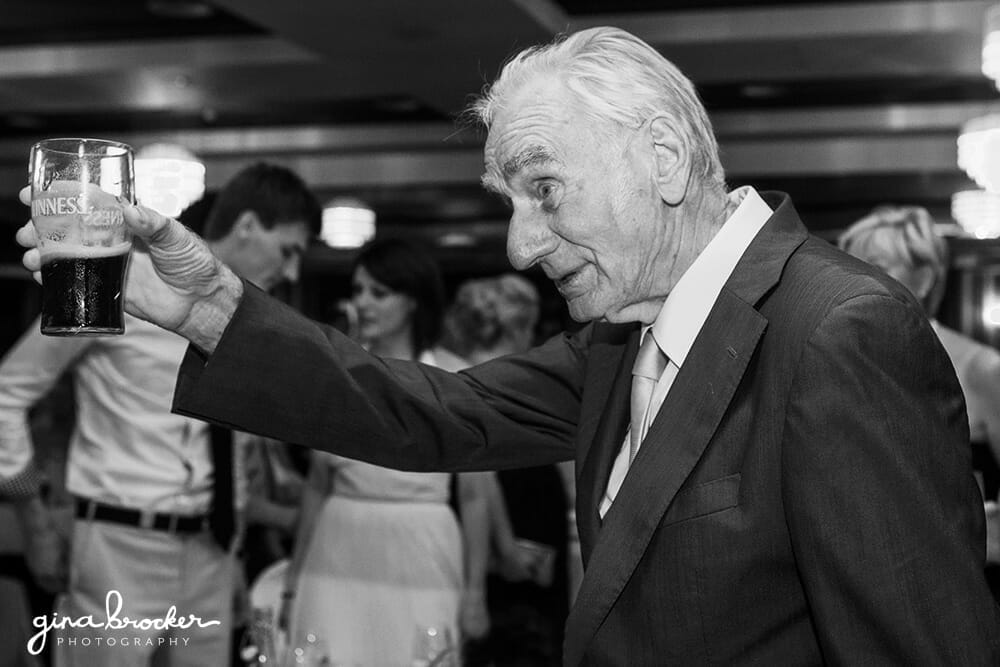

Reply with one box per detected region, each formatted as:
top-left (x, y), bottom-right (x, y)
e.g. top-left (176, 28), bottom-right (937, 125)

top-left (442, 274), bottom-right (572, 666)
top-left (838, 206), bottom-right (1000, 568)
top-left (283, 240), bottom-right (490, 666)
top-left (839, 206), bottom-right (1000, 477)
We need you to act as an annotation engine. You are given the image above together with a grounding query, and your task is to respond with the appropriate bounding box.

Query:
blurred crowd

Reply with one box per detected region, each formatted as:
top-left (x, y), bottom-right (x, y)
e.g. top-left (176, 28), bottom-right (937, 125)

top-left (1, 159), bottom-right (998, 667)
top-left (5, 22), bottom-right (1000, 667)
top-left (0, 161), bottom-right (582, 667)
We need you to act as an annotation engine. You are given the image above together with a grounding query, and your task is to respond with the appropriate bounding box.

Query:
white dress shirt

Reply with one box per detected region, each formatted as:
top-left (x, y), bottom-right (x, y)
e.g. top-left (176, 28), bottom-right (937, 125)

top-left (600, 187), bottom-right (773, 518)
top-left (0, 314), bottom-right (215, 514)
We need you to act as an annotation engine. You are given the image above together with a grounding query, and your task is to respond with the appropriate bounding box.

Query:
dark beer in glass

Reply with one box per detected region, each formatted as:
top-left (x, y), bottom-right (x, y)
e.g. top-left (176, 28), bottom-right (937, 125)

top-left (29, 138), bottom-right (134, 336)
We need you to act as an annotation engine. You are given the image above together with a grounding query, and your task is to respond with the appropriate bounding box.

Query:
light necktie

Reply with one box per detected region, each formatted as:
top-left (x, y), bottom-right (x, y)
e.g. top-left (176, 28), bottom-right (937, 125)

top-left (629, 332), bottom-right (668, 463)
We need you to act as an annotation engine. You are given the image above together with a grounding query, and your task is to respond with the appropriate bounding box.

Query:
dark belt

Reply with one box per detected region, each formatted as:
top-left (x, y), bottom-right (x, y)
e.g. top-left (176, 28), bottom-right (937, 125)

top-left (74, 497), bottom-right (208, 535)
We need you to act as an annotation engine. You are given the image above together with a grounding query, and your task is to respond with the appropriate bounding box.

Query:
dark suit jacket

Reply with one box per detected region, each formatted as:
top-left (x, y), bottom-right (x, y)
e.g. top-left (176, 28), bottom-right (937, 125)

top-left (174, 192), bottom-right (1000, 665)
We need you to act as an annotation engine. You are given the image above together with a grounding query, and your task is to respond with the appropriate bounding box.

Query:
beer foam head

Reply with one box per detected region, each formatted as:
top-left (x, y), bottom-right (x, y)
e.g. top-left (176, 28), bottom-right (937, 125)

top-left (40, 241), bottom-right (132, 264)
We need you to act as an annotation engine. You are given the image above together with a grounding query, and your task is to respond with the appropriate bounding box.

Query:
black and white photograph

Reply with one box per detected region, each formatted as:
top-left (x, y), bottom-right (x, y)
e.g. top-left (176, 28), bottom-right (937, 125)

top-left (1, 1), bottom-right (999, 665)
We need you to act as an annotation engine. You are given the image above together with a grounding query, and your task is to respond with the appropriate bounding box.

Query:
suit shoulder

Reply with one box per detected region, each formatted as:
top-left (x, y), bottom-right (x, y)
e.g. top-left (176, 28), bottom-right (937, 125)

top-left (755, 236), bottom-right (931, 355)
top-left (780, 236), bottom-right (920, 311)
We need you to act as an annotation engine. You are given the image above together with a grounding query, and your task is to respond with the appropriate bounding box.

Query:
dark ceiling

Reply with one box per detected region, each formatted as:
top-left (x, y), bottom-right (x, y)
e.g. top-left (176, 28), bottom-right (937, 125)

top-left (0, 0), bottom-right (997, 272)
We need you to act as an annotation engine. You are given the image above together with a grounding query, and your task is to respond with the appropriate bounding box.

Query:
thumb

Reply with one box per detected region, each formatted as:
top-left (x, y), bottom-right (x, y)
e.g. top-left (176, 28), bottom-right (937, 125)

top-left (124, 204), bottom-right (188, 248)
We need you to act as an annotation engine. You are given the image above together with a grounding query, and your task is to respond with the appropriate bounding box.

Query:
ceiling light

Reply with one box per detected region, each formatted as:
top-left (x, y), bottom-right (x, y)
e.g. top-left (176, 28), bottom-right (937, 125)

top-left (957, 115), bottom-right (1000, 193)
top-left (984, 4), bottom-right (1000, 86)
top-left (437, 232), bottom-right (476, 248)
top-left (983, 291), bottom-right (1000, 332)
top-left (321, 197), bottom-right (376, 249)
top-left (951, 189), bottom-right (1000, 239)
top-left (987, 304), bottom-right (1000, 327)
top-left (135, 143), bottom-right (206, 218)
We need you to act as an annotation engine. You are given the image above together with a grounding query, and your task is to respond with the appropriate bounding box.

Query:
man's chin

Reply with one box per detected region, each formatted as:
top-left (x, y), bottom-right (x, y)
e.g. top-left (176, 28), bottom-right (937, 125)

top-left (565, 297), bottom-right (601, 323)
top-left (571, 299), bottom-right (642, 325)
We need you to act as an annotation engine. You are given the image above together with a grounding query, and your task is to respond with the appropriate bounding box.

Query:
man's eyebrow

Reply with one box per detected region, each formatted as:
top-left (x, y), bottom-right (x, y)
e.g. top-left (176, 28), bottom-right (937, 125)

top-left (480, 144), bottom-right (557, 195)
top-left (502, 145), bottom-right (557, 179)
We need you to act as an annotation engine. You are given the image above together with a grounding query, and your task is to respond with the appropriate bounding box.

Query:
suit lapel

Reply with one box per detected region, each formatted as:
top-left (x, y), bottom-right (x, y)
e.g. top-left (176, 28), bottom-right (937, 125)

top-left (563, 192), bottom-right (808, 666)
top-left (565, 292), bottom-right (766, 665)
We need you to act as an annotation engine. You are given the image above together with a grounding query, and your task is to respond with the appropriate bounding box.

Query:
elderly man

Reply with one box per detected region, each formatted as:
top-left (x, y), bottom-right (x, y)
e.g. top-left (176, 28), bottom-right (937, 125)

top-left (3, 162), bottom-right (319, 667)
top-left (17, 27), bottom-right (1000, 665)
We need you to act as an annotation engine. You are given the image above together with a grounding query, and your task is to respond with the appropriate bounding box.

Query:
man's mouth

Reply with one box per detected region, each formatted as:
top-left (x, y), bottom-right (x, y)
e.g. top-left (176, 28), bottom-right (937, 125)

top-left (552, 266), bottom-right (584, 293)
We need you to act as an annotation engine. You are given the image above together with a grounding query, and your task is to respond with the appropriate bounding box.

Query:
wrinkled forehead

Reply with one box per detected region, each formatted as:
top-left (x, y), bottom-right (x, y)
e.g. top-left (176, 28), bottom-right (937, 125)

top-left (482, 87), bottom-right (574, 194)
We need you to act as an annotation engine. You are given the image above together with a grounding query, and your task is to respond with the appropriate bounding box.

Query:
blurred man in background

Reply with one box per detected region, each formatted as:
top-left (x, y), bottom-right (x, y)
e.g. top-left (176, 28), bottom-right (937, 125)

top-left (0, 162), bottom-right (319, 667)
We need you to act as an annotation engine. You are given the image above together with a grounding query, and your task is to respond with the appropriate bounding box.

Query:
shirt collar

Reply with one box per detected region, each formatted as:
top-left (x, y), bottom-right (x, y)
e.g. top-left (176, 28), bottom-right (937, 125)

top-left (645, 186), bottom-right (773, 366)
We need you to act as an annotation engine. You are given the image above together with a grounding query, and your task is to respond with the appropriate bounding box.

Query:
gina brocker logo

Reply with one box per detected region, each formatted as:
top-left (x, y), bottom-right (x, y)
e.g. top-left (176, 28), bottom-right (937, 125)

top-left (27, 590), bottom-right (221, 656)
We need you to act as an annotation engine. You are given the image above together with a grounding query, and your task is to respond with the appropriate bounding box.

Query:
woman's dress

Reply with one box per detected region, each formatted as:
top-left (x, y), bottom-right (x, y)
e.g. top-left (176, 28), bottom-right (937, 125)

top-left (288, 457), bottom-right (462, 666)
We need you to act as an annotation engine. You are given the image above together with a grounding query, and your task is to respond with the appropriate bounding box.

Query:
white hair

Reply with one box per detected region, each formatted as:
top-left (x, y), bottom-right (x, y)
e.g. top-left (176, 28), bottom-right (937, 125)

top-left (470, 26), bottom-right (725, 187)
top-left (838, 205), bottom-right (948, 312)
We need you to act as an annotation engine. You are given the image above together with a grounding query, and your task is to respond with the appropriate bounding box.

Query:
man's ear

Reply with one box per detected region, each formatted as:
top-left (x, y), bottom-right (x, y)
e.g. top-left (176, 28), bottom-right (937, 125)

top-left (649, 116), bottom-right (691, 206)
top-left (231, 210), bottom-right (261, 240)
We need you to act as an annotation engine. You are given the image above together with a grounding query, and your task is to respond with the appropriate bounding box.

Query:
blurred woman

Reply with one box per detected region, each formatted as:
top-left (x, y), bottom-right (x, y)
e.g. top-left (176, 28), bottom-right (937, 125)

top-left (441, 274), bottom-right (572, 666)
top-left (838, 206), bottom-right (1000, 574)
top-left (838, 206), bottom-right (1000, 486)
top-left (282, 239), bottom-right (489, 666)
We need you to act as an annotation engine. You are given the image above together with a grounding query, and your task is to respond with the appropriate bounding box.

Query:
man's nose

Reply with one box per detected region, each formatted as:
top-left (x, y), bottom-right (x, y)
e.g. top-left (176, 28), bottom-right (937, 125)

top-left (506, 206), bottom-right (557, 271)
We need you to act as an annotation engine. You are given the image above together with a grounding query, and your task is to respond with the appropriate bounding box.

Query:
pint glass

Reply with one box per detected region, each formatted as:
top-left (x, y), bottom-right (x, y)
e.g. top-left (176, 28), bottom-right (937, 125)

top-left (29, 138), bottom-right (135, 336)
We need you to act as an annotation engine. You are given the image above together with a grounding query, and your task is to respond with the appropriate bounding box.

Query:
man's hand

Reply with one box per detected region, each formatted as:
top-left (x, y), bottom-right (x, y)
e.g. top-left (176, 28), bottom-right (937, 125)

top-left (496, 541), bottom-right (536, 582)
top-left (14, 497), bottom-right (70, 594)
top-left (25, 522), bottom-right (68, 594)
top-left (17, 186), bottom-right (242, 353)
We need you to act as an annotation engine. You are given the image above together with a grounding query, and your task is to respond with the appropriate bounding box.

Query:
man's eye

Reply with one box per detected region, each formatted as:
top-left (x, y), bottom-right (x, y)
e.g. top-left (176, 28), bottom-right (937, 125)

top-left (536, 181), bottom-right (560, 209)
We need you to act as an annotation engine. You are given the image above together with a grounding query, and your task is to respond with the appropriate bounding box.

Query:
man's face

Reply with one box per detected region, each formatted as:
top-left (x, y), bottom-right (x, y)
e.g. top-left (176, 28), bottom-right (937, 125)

top-left (234, 217), bottom-right (311, 291)
top-left (483, 76), bottom-right (668, 323)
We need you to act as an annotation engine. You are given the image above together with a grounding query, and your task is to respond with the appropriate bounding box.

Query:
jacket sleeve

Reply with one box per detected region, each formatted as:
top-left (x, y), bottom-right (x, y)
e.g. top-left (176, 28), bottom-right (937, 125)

top-left (173, 283), bottom-right (588, 472)
top-left (782, 292), bottom-right (1000, 664)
